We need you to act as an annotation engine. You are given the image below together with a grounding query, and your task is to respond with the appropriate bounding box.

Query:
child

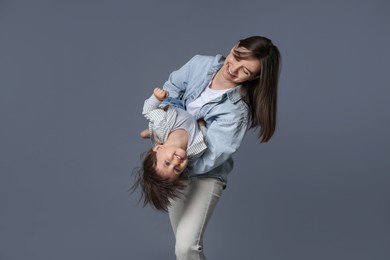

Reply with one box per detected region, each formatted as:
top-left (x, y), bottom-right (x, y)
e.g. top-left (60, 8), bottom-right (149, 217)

top-left (132, 88), bottom-right (207, 211)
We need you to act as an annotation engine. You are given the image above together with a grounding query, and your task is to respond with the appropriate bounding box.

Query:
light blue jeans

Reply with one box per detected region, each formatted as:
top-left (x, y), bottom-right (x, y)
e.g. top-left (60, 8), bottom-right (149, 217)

top-left (161, 97), bottom-right (185, 110)
top-left (168, 178), bottom-right (224, 260)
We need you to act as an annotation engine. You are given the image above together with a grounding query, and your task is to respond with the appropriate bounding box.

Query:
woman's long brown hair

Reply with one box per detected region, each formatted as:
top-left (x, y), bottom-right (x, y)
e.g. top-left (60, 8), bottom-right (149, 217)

top-left (238, 36), bottom-right (281, 142)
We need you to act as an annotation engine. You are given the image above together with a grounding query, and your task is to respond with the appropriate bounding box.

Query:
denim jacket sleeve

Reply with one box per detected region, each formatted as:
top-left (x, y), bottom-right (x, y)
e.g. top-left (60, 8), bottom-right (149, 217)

top-left (162, 56), bottom-right (196, 99)
top-left (188, 100), bottom-right (250, 174)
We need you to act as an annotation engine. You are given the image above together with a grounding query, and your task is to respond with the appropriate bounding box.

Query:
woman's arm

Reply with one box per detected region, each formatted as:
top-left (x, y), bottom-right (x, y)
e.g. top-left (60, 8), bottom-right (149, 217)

top-left (162, 56), bottom-right (200, 99)
top-left (188, 114), bottom-right (249, 174)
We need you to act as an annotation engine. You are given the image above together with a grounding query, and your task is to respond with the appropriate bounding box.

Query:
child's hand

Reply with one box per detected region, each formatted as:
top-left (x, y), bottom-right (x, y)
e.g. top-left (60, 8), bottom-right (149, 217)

top-left (153, 88), bottom-right (169, 101)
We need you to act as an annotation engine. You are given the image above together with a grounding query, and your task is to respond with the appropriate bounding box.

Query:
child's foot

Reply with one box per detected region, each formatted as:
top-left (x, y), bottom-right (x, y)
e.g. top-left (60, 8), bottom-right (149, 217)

top-left (140, 129), bottom-right (150, 139)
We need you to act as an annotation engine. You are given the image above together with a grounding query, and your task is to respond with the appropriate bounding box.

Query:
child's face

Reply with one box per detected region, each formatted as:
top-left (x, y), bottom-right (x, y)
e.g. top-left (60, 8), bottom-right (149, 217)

top-left (152, 145), bottom-right (189, 180)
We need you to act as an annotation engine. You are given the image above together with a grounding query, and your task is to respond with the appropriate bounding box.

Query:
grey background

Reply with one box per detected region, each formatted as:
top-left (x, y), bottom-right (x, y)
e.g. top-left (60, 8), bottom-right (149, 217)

top-left (1, 0), bottom-right (389, 259)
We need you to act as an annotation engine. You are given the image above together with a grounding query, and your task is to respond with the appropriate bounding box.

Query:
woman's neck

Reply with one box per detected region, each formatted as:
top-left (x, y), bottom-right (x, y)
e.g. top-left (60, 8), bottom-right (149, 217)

top-left (210, 69), bottom-right (236, 90)
top-left (164, 129), bottom-right (188, 149)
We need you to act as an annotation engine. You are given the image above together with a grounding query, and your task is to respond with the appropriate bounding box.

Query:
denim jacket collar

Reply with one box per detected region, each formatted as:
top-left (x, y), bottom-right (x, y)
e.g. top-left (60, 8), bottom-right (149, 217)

top-left (226, 86), bottom-right (243, 104)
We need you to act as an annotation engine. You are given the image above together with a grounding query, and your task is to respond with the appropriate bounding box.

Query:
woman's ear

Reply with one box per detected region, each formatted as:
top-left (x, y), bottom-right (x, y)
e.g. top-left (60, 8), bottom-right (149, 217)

top-left (152, 145), bottom-right (164, 152)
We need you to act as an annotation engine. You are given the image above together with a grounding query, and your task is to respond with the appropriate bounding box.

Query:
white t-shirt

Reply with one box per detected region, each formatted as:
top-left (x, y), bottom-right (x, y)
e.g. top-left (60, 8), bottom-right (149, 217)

top-left (187, 85), bottom-right (229, 116)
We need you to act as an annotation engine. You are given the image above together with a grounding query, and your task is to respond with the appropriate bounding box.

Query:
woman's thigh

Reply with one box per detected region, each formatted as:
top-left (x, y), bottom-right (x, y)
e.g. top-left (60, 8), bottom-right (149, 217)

top-left (169, 178), bottom-right (224, 244)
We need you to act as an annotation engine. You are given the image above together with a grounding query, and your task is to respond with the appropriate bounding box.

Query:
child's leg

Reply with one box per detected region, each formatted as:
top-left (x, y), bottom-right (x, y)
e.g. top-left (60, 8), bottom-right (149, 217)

top-left (139, 128), bottom-right (150, 138)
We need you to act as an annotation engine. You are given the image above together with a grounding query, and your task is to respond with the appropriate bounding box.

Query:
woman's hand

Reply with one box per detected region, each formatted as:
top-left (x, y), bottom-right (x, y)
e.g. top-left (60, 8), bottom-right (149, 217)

top-left (153, 88), bottom-right (169, 101)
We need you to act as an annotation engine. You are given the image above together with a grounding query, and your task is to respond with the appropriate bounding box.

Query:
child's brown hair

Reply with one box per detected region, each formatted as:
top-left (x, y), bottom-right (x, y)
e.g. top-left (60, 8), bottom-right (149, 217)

top-left (130, 149), bottom-right (187, 212)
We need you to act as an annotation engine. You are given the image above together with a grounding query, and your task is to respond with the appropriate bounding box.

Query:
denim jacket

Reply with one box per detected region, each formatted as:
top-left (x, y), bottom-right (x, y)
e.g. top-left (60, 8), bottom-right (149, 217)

top-left (162, 55), bottom-right (250, 185)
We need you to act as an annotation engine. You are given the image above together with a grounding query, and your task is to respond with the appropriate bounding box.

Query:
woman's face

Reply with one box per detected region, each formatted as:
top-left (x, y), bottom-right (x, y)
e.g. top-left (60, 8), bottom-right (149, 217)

top-left (221, 46), bottom-right (261, 84)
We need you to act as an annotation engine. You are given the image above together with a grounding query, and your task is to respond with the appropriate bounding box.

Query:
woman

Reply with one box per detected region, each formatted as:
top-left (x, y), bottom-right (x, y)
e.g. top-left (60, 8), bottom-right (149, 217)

top-left (152, 35), bottom-right (280, 259)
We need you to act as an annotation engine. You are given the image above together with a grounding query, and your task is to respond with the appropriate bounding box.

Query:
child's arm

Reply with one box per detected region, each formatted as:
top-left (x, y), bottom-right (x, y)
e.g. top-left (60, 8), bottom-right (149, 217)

top-left (142, 88), bottom-right (169, 115)
top-left (141, 88), bottom-right (170, 138)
